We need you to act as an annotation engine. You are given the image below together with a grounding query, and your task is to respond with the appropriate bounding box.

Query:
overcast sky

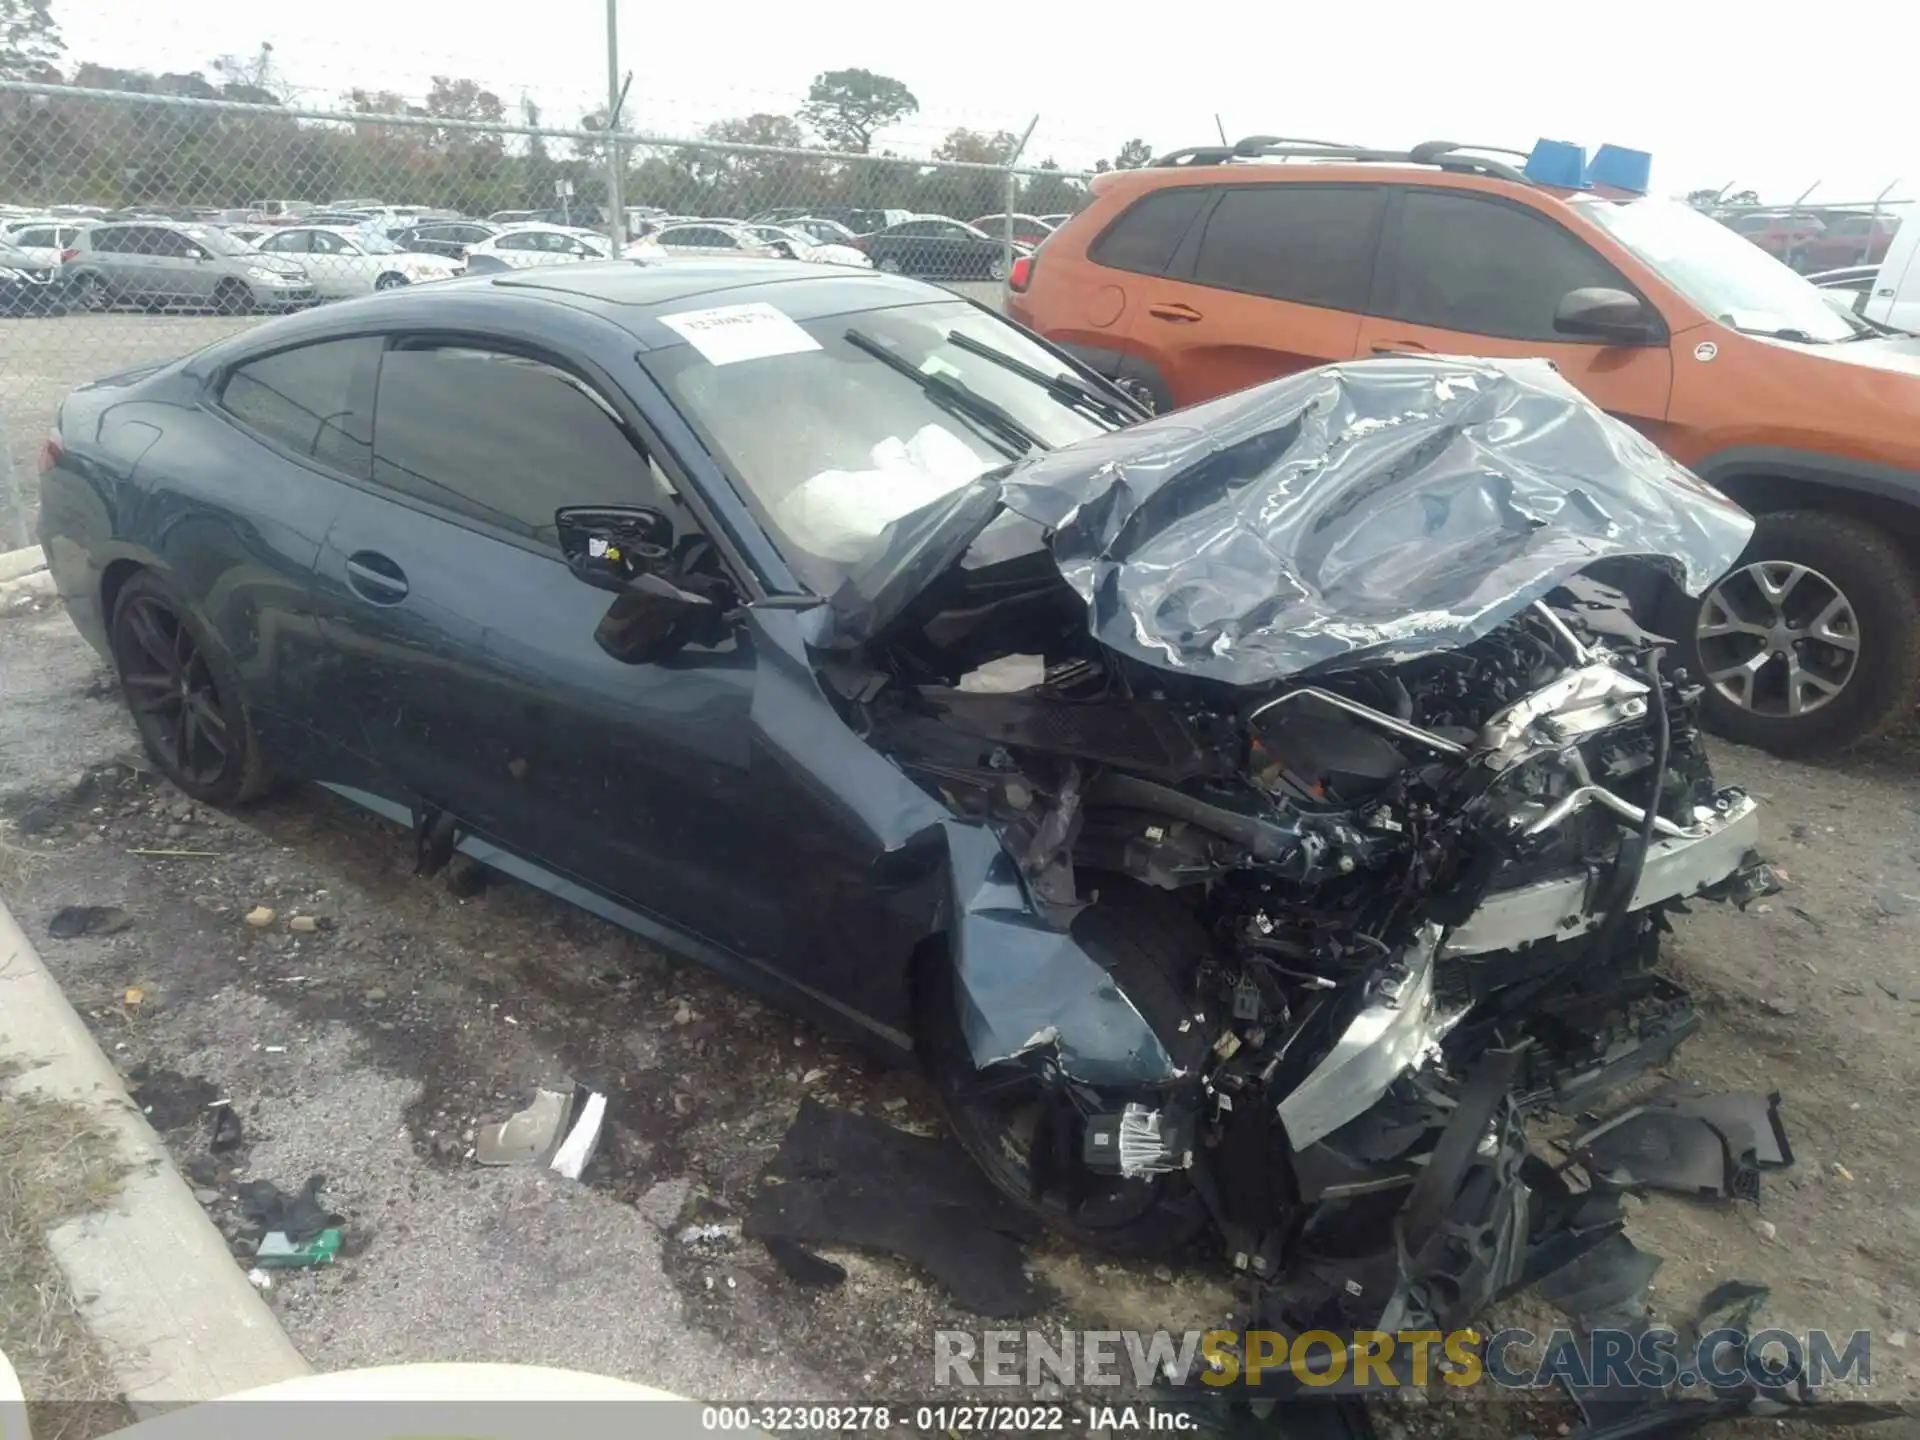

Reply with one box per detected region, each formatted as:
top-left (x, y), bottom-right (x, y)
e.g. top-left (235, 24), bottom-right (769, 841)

top-left (49, 0), bottom-right (1917, 202)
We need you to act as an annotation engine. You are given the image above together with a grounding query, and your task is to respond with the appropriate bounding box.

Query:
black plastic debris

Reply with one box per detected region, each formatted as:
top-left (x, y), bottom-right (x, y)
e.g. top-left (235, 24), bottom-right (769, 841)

top-left (762, 1236), bottom-right (848, 1287)
top-left (127, 1067), bottom-right (220, 1132)
top-left (1558, 1281), bottom-right (1908, 1438)
top-left (236, 1174), bottom-right (339, 1243)
top-left (46, 904), bottom-right (132, 939)
top-left (208, 1101), bottom-right (244, 1153)
top-left (1573, 1088), bottom-right (1792, 1201)
top-left (744, 1099), bottom-right (1046, 1317)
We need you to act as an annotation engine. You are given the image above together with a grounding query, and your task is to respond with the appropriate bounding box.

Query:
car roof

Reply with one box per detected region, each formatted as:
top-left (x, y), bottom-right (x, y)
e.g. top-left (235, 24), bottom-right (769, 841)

top-left (188, 259), bottom-right (958, 367)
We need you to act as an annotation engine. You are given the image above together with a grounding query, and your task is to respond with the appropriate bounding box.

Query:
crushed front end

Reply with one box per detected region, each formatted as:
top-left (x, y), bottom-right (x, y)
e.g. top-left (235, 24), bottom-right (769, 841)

top-left (840, 355), bottom-right (1769, 1327)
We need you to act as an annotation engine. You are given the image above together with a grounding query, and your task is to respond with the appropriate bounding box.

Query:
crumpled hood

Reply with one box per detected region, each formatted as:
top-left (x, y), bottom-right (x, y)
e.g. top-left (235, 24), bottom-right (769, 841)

top-left (987, 354), bottom-right (1754, 684)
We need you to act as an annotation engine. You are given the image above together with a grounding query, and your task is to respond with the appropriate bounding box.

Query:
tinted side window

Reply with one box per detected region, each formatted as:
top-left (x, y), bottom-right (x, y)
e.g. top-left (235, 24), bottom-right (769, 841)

top-left (220, 337), bottom-right (380, 479)
top-left (1088, 187), bottom-right (1209, 276)
top-left (1191, 186), bottom-right (1382, 310)
top-left (15, 227), bottom-right (56, 247)
top-left (89, 228), bottom-right (127, 254)
top-left (370, 346), bottom-right (667, 547)
top-left (1382, 190), bottom-right (1631, 342)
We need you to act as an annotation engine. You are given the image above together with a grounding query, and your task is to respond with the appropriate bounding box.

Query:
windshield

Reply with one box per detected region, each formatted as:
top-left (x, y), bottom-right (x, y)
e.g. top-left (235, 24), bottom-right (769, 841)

top-left (1577, 197), bottom-right (1866, 343)
top-left (641, 298), bottom-right (1108, 593)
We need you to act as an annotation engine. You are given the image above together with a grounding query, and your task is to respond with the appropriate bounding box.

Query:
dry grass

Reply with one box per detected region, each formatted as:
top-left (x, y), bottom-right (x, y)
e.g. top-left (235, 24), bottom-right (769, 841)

top-left (0, 1063), bottom-right (134, 1440)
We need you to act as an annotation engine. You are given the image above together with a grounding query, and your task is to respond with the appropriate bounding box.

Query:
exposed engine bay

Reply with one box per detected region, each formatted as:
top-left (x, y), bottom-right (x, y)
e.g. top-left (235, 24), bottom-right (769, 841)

top-left (823, 356), bottom-right (1778, 1346)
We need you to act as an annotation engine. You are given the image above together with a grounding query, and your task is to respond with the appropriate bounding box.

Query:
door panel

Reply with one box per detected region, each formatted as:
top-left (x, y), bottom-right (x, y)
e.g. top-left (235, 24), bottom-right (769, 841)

top-left (1354, 313), bottom-right (1674, 431)
top-left (1364, 187), bottom-right (1674, 433)
top-left (1117, 184), bottom-right (1383, 408)
top-left (313, 491), bottom-right (789, 953)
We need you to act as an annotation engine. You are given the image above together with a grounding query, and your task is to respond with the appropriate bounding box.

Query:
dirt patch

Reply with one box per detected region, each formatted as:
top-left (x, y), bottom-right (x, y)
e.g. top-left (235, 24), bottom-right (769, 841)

top-left (0, 1065), bottom-right (134, 1439)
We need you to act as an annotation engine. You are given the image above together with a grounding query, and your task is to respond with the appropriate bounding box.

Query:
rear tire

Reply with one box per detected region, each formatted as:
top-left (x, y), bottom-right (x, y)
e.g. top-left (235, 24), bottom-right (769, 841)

top-left (920, 877), bottom-right (1219, 1257)
top-left (1669, 509), bottom-right (1920, 755)
top-left (108, 571), bottom-right (272, 807)
top-left (875, 255), bottom-right (903, 274)
top-left (374, 271), bottom-right (410, 291)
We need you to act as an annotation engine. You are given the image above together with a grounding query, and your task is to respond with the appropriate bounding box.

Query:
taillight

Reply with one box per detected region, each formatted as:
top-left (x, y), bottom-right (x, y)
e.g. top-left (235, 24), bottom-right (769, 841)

top-left (38, 433), bottom-right (63, 474)
top-left (1009, 254), bottom-right (1033, 292)
top-left (59, 248), bottom-right (78, 262)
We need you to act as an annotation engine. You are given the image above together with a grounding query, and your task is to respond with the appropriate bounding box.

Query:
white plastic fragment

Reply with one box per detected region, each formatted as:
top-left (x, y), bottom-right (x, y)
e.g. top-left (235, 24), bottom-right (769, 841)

top-left (548, 1091), bottom-right (607, 1180)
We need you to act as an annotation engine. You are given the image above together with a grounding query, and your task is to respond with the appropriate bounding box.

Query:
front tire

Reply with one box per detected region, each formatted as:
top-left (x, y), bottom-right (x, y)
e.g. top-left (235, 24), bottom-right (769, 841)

top-left (374, 271), bottom-right (410, 291)
top-left (68, 271), bottom-right (106, 311)
top-left (1672, 509), bottom-right (1920, 755)
top-left (875, 254), bottom-right (903, 274)
top-left (109, 572), bottom-right (271, 807)
top-left (920, 878), bottom-right (1219, 1257)
top-left (213, 278), bottom-right (253, 315)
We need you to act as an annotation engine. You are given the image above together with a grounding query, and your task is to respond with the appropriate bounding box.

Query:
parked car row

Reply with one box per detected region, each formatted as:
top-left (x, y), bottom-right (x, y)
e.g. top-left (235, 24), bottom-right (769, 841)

top-left (1721, 207), bottom-right (1903, 272)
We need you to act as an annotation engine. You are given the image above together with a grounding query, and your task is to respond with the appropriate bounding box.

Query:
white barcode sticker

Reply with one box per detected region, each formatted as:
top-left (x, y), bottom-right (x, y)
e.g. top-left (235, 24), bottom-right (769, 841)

top-left (658, 302), bottom-right (822, 366)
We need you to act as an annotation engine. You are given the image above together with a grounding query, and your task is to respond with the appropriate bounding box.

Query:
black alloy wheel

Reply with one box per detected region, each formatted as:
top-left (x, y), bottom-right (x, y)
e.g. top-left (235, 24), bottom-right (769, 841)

top-left (109, 573), bottom-right (270, 805)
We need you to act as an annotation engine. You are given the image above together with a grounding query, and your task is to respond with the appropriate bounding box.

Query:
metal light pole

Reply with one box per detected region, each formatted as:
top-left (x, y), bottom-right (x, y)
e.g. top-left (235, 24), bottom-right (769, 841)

top-left (604, 0), bottom-right (626, 254)
top-left (1002, 115), bottom-right (1040, 298)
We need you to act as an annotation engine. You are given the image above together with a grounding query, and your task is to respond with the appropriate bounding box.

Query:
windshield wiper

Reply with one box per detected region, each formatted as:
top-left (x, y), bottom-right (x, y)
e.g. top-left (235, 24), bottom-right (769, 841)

top-left (942, 329), bottom-right (1150, 427)
top-left (1726, 321), bottom-right (1828, 344)
top-left (844, 328), bottom-right (1050, 460)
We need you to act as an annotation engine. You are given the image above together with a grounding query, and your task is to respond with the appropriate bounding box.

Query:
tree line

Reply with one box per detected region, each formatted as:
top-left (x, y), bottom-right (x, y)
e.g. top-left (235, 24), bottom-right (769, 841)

top-left (1, 3), bottom-right (1152, 221)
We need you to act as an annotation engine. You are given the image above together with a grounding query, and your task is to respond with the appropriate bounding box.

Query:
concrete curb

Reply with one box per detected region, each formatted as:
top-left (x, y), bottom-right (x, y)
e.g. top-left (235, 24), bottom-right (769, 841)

top-left (0, 896), bottom-right (311, 1405)
top-left (0, 544), bottom-right (46, 584)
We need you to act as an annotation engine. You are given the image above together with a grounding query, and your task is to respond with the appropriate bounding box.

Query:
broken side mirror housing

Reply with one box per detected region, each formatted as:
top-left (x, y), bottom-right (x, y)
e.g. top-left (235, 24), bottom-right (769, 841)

top-left (556, 505), bottom-right (675, 594)
top-left (1554, 286), bottom-right (1659, 344)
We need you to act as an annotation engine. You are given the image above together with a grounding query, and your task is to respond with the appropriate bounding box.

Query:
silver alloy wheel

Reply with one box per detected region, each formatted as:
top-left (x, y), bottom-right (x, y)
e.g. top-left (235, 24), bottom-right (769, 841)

top-left (1695, 560), bottom-right (1860, 717)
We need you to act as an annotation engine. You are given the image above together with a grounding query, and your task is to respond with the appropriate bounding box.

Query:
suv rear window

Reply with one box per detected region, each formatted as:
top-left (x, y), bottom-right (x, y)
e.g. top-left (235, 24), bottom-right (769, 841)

top-left (1190, 186), bottom-right (1383, 311)
top-left (1088, 187), bottom-right (1209, 277)
top-left (1380, 190), bottom-right (1631, 342)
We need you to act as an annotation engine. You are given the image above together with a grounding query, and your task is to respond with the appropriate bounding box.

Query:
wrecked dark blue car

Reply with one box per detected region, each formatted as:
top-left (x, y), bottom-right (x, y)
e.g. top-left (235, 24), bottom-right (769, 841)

top-left (38, 259), bottom-right (1771, 1324)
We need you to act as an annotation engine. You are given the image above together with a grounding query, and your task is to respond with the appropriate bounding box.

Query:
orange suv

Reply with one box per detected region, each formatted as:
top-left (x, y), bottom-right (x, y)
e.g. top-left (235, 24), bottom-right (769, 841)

top-left (1009, 137), bottom-right (1920, 756)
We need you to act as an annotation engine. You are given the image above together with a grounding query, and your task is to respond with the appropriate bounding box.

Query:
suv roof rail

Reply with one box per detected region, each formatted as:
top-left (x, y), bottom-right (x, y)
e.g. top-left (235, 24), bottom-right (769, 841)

top-left (1148, 136), bottom-right (1529, 184)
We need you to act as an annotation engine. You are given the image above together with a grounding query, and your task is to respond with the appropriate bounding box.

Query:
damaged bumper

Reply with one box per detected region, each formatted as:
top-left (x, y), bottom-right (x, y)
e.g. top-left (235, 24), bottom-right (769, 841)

top-left (1445, 791), bottom-right (1765, 958)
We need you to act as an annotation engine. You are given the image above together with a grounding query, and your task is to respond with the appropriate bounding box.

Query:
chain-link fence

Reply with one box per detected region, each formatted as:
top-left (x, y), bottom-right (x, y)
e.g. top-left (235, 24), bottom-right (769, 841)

top-left (0, 80), bottom-right (1094, 549)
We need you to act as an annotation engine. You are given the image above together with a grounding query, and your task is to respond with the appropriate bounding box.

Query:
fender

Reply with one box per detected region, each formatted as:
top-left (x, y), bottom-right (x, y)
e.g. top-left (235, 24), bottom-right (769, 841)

top-left (1689, 446), bottom-right (1920, 520)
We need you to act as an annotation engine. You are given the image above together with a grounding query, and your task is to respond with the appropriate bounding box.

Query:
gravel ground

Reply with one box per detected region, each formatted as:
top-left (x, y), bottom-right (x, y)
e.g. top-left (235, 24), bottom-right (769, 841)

top-left (4, 590), bottom-right (1919, 1436)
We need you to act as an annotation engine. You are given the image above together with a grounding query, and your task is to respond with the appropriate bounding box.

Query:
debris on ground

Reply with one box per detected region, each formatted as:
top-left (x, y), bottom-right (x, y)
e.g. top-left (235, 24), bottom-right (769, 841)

top-left (1572, 1087), bottom-right (1793, 1201)
top-left (549, 1090), bottom-right (607, 1180)
top-left (45, 904), bottom-right (131, 939)
top-left (126, 1067), bottom-right (219, 1132)
top-left (243, 905), bottom-right (275, 928)
top-left (207, 1101), bottom-right (243, 1153)
top-left (474, 1088), bottom-right (572, 1167)
top-left (745, 1099), bottom-right (1046, 1318)
top-left (236, 1174), bottom-right (339, 1246)
top-left (288, 914), bottom-right (320, 934)
top-left (255, 1227), bottom-right (343, 1268)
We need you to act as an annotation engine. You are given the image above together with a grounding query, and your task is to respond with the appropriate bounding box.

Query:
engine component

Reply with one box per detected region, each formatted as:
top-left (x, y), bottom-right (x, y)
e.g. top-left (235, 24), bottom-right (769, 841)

top-left (1082, 1103), bottom-right (1197, 1177)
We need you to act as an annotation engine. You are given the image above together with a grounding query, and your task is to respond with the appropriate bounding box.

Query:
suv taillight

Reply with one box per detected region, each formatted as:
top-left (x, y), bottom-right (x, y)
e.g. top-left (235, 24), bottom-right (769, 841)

top-left (1009, 254), bottom-right (1033, 292)
top-left (39, 432), bottom-right (63, 474)
top-left (59, 248), bottom-right (78, 262)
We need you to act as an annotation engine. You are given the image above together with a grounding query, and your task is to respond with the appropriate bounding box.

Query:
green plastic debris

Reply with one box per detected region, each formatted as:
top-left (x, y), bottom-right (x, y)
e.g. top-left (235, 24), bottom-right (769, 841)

top-left (255, 1227), bottom-right (342, 1268)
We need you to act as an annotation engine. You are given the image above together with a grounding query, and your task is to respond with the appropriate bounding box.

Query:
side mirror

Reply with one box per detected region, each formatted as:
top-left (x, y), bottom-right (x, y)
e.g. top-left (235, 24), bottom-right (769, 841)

top-left (1554, 286), bottom-right (1658, 344)
top-left (557, 505), bottom-right (674, 592)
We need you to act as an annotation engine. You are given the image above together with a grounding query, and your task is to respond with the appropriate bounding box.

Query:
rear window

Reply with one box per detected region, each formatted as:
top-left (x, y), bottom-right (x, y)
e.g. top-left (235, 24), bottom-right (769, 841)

top-left (1190, 186), bottom-right (1383, 310)
top-left (1088, 187), bottom-right (1209, 276)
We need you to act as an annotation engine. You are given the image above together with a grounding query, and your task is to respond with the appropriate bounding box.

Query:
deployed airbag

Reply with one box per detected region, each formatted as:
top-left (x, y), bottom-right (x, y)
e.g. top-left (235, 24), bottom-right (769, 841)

top-left (994, 356), bottom-right (1752, 684)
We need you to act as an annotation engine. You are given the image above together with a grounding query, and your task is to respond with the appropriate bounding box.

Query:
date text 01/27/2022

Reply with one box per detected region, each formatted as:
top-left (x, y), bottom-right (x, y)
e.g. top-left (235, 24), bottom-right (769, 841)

top-left (700, 1404), bottom-right (1091, 1432)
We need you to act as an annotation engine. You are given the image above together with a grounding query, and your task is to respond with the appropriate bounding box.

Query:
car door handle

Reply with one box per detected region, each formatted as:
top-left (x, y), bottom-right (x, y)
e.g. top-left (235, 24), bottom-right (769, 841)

top-left (344, 551), bottom-right (409, 605)
top-left (1148, 302), bottom-right (1203, 322)
top-left (1371, 339), bottom-right (1432, 354)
